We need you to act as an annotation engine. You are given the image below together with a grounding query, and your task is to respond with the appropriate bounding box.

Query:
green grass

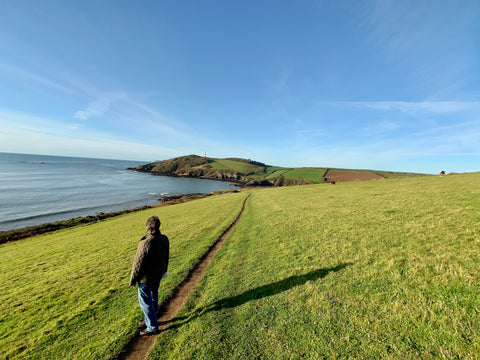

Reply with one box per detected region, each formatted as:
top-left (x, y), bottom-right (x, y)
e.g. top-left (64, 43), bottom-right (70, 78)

top-left (264, 165), bottom-right (288, 174)
top-left (149, 173), bottom-right (480, 359)
top-left (374, 170), bottom-right (429, 178)
top-left (2, 173), bottom-right (479, 359)
top-left (0, 192), bottom-right (248, 359)
top-left (264, 168), bottom-right (290, 178)
top-left (264, 167), bottom-right (423, 183)
top-left (280, 167), bottom-right (327, 183)
top-left (208, 159), bottom-right (264, 175)
top-left (247, 166), bottom-right (287, 179)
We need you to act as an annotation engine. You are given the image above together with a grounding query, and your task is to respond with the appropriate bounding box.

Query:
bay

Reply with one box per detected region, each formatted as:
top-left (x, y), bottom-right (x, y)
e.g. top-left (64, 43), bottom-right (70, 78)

top-left (0, 152), bottom-right (237, 231)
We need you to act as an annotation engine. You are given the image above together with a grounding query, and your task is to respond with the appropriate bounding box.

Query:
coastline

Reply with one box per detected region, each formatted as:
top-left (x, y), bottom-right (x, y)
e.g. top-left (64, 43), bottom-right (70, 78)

top-left (127, 167), bottom-right (248, 185)
top-left (0, 190), bottom-right (239, 244)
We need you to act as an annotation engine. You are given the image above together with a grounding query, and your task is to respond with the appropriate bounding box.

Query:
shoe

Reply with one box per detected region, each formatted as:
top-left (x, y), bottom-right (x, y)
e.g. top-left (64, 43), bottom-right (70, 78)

top-left (137, 320), bottom-right (146, 329)
top-left (140, 328), bottom-right (159, 336)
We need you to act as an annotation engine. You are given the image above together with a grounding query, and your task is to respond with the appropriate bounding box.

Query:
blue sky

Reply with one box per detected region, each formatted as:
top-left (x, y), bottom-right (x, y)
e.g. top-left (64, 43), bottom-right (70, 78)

top-left (0, 1), bottom-right (479, 174)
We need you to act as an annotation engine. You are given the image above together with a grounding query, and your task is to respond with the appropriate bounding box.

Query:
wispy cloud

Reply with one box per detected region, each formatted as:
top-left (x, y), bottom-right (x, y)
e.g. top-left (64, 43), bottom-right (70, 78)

top-left (326, 101), bottom-right (480, 114)
top-left (306, 98), bottom-right (480, 173)
top-left (0, 99), bottom-right (224, 161)
top-left (360, 1), bottom-right (479, 98)
top-left (362, 0), bottom-right (430, 52)
top-left (324, 100), bottom-right (480, 146)
top-left (0, 59), bottom-right (81, 96)
top-left (0, 58), bottom-right (196, 147)
top-left (295, 127), bottom-right (480, 173)
top-left (412, 119), bottom-right (480, 152)
top-left (122, 99), bottom-right (193, 136)
top-left (74, 92), bottom-right (126, 120)
top-left (0, 108), bottom-right (181, 160)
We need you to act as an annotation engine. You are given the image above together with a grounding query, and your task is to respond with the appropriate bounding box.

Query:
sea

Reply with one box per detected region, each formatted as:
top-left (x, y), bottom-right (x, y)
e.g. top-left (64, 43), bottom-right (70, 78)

top-left (0, 152), bottom-right (237, 232)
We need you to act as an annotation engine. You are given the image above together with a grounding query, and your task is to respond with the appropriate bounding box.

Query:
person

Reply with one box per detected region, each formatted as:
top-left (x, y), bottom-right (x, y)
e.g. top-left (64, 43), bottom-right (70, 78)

top-left (130, 216), bottom-right (170, 336)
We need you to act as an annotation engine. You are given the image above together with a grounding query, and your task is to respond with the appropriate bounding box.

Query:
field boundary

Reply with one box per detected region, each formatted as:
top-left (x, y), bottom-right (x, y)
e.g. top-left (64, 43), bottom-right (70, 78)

top-left (114, 194), bottom-right (251, 360)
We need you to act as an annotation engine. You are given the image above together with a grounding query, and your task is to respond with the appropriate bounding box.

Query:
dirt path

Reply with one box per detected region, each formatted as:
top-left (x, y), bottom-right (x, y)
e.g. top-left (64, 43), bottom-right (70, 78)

top-left (115, 195), bottom-right (250, 360)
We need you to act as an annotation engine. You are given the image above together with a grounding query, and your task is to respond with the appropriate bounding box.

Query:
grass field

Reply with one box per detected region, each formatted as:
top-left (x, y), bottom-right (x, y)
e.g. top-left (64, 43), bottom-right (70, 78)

top-left (264, 165), bottom-right (288, 174)
top-left (208, 159), bottom-right (264, 175)
top-left (137, 155), bottom-right (427, 184)
top-left (263, 167), bottom-right (422, 184)
top-left (0, 192), bottom-right (248, 359)
top-left (149, 173), bottom-right (480, 359)
top-left (1, 173), bottom-right (479, 359)
top-left (279, 168), bottom-right (328, 183)
top-left (374, 170), bottom-right (428, 178)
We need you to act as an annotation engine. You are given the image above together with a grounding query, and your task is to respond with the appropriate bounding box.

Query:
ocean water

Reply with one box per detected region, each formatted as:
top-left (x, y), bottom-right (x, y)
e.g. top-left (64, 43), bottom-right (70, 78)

top-left (0, 153), bottom-right (236, 231)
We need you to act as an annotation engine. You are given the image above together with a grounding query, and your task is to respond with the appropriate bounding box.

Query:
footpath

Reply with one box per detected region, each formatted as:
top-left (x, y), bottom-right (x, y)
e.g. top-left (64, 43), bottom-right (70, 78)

top-left (115, 195), bottom-right (250, 360)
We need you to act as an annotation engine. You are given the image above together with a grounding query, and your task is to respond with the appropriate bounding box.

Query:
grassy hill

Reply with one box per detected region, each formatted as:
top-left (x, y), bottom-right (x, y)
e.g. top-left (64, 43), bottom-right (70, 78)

top-left (132, 155), bottom-right (266, 183)
top-left (132, 155), bottom-right (426, 186)
top-left (265, 167), bottom-right (328, 183)
top-left (151, 172), bottom-right (480, 359)
top-left (208, 158), bottom-right (265, 175)
top-left (0, 193), bottom-right (248, 359)
top-left (2, 173), bottom-right (478, 359)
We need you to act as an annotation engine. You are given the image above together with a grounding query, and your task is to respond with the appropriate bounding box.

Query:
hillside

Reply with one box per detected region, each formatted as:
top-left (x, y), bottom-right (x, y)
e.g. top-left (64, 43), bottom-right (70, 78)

top-left (2, 173), bottom-right (479, 359)
top-left (131, 155), bottom-right (265, 183)
top-left (131, 155), bottom-right (427, 186)
top-left (0, 193), bottom-right (248, 359)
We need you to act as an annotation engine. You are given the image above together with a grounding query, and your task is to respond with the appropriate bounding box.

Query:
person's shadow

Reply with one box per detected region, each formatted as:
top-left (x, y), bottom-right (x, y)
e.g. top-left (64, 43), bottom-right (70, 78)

top-left (167, 262), bottom-right (351, 329)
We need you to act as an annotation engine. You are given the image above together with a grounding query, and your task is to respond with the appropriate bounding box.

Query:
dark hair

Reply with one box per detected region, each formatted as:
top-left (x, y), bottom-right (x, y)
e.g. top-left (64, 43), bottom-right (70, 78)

top-left (146, 216), bottom-right (161, 233)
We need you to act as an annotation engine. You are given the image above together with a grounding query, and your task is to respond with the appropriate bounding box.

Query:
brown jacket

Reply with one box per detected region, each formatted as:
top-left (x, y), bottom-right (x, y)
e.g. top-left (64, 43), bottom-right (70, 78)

top-left (129, 232), bottom-right (169, 286)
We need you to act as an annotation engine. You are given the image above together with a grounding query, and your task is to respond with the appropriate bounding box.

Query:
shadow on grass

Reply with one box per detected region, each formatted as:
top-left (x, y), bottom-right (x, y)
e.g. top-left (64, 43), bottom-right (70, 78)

top-left (168, 262), bottom-right (351, 329)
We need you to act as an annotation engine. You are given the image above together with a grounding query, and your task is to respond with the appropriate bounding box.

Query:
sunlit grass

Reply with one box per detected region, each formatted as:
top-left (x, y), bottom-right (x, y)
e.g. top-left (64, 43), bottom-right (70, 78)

top-left (150, 173), bottom-right (480, 359)
top-left (280, 167), bottom-right (327, 183)
top-left (0, 192), bottom-right (248, 359)
top-left (2, 173), bottom-right (479, 359)
top-left (208, 159), bottom-right (263, 175)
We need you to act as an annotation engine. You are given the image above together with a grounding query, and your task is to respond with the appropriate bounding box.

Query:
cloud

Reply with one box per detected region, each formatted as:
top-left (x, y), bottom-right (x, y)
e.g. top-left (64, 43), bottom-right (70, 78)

top-left (362, 1), bottom-right (429, 51)
top-left (360, 1), bottom-right (479, 97)
top-left (74, 92), bottom-right (126, 120)
top-left (0, 105), bottom-right (230, 162)
top-left (326, 101), bottom-right (480, 114)
top-left (0, 126), bottom-right (179, 161)
top-left (87, 96), bottom-right (204, 146)
top-left (361, 1), bottom-right (477, 55)
top-left (0, 59), bottom-right (81, 96)
top-left (301, 98), bottom-right (480, 173)
top-left (73, 92), bottom-right (192, 140)
top-left (326, 100), bottom-right (480, 148)
top-left (295, 129), bottom-right (480, 174)
top-left (0, 108), bottom-right (180, 161)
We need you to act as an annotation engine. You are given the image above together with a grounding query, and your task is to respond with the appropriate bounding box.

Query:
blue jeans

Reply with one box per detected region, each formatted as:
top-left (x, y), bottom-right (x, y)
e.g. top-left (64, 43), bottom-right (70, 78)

top-left (137, 280), bottom-right (160, 332)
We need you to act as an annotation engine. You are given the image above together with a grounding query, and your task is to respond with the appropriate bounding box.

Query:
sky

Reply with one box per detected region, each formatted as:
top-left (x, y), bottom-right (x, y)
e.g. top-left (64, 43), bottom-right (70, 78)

top-left (0, 1), bottom-right (479, 174)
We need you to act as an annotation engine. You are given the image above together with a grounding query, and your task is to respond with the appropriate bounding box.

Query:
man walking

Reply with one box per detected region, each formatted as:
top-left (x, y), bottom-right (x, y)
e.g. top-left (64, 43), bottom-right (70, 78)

top-left (130, 216), bottom-right (170, 336)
